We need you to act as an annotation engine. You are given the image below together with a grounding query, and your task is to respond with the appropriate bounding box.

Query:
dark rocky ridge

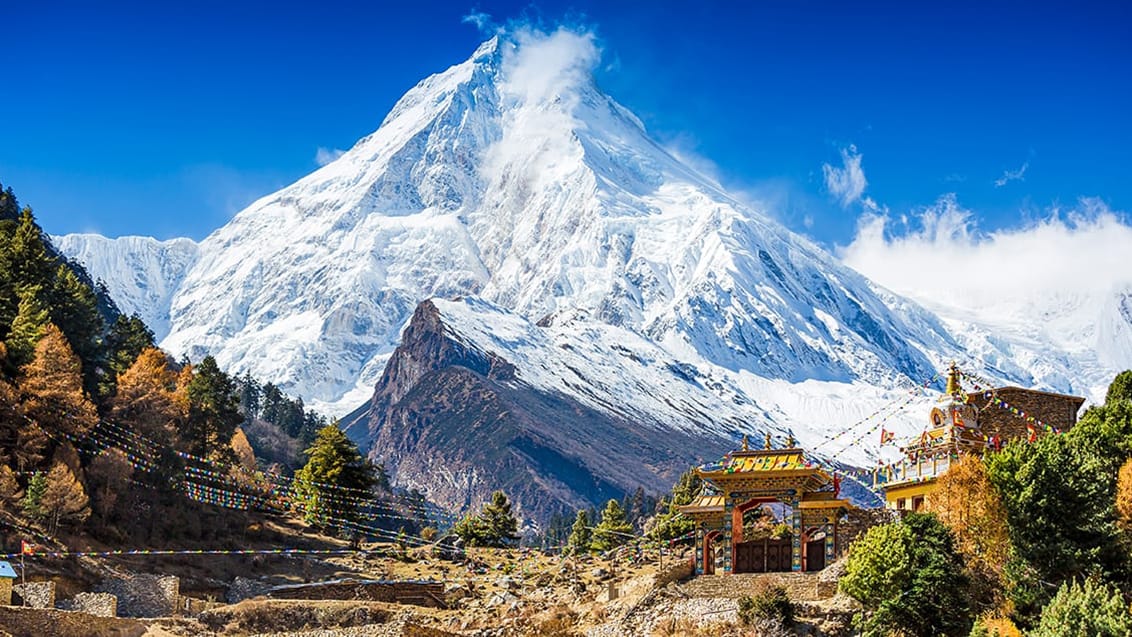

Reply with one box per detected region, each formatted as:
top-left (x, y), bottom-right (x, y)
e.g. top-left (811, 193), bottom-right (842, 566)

top-left (342, 300), bottom-right (733, 524)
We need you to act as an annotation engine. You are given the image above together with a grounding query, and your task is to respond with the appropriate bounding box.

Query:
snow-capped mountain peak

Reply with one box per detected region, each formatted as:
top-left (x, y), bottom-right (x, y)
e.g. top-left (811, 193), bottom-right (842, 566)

top-left (56, 31), bottom-right (1112, 458)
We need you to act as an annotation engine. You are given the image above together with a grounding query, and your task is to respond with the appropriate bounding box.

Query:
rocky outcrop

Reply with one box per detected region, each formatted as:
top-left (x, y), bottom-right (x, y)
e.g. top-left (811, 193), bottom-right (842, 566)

top-left (342, 300), bottom-right (733, 524)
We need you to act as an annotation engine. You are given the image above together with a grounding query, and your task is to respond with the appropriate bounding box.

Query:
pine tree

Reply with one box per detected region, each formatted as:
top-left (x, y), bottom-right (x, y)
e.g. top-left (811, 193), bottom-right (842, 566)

top-left (0, 184), bottom-right (19, 222)
top-left (230, 428), bottom-right (256, 471)
top-left (1105, 369), bottom-right (1132, 405)
top-left (7, 209), bottom-right (54, 287)
top-left (566, 509), bottom-right (592, 554)
top-left (109, 347), bottom-right (182, 440)
top-left (237, 373), bottom-right (261, 419)
top-left (592, 499), bottom-right (634, 552)
top-left (926, 453), bottom-right (1011, 607)
top-left (1031, 578), bottom-right (1132, 637)
top-left (21, 471), bottom-right (46, 521)
top-left (1117, 457), bottom-right (1132, 537)
top-left (622, 486), bottom-right (649, 530)
top-left (481, 491), bottom-right (520, 546)
top-left (986, 392), bottom-right (1132, 625)
top-left (184, 356), bottom-right (242, 460)
top-left (454, 490), bottom-right (521, 548)
top-left (840, 513), bottom-right (972, 637)
top-left (5, 286), bottom-right (50, 369)
top-left (20, 323), bottom-right (98, 439)
top-left (0, 209), bottom-right (54, 344)
top-left (647, 466), bottom-right (701, 542)
top-left (41, 461), bottom-right (90, 534)
top-left (293, 424), bottom-right (376, 531)
top-left (47, 265), bottom-right (103, 395)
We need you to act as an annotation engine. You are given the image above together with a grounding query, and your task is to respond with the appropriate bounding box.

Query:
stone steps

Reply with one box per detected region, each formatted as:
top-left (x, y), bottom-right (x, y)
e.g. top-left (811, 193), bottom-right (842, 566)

top-left (679, 572), bottom-right (836, 602)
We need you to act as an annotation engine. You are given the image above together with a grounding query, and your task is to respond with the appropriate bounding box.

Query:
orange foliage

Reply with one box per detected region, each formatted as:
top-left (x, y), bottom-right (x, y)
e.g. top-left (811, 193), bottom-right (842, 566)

top-left (110, 347), bottom-right (183, 439)
top-left (20, 324), bottom-right (97, 438)
top-left (926, 453), bottom-right (1011, 578)
top-left (1117, 457), bottom-right (1132, 534)
top-left (978, 614), bottom-right (1023, 637)
top-left (230, 428), bottom-right (256, 471)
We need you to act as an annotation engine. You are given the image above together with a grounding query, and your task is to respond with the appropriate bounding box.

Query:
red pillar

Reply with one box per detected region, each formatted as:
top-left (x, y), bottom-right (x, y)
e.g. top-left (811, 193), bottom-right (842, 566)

top-left (731, 504), bottom-right (744, 566)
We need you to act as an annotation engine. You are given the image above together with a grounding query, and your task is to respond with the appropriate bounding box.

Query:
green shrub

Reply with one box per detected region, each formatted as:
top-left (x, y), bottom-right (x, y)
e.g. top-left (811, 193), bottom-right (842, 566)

top-left (738, 584), bottom-right (795, 628)
top-left (840, 512), bottom-right (972, 637)
top-left (1031, 578), bottom-right (1132, 637)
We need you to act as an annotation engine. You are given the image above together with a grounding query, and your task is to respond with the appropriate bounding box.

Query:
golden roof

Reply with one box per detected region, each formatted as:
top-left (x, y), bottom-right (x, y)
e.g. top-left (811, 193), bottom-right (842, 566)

top-left (698, 449), bottom-right (822, 477)
top-left (678, 494), bottom-right (726, 513)
top-left (798, 493), bottom-right (854, 510)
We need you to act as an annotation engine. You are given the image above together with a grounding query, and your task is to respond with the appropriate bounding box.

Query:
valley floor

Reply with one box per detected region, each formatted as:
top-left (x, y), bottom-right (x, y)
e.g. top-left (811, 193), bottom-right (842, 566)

top-left (0, 542), bottom-right (860, 637)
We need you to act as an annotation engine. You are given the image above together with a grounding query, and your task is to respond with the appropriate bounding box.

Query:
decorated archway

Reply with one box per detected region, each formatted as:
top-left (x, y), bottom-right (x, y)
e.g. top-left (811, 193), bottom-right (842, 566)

top-left (679, 436), bottom-right (854, 575)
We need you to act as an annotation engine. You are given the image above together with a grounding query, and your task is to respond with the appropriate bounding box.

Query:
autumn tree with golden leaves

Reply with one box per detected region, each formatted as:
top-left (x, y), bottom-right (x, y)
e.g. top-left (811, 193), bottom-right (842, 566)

top-left (0, 349), bottom-right (46, 471)
top-left (926, 452), bottom-right (1011, 610)
top-left (109, 347), bottom-right (183, 440)
top-left (1117, 457), bottom-right (1132, 538)
top-left (41, 461), bottom-right (90, 535)
top-left (20, 323), bottom-right (97, 439)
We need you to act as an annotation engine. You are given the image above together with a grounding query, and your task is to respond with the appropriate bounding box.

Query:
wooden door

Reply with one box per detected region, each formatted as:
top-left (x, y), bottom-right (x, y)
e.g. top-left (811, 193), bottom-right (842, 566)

top-left (766, 539), bottom-right (791, 572)
top-left (805, 539), bottom-right (825, 571)
top-left (733, 542), bottom-right (757, 573)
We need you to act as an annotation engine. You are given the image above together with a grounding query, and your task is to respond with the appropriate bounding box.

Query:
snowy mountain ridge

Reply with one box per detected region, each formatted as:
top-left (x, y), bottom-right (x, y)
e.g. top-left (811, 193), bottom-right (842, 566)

top-left (51, 234), bottom-right (199, 341)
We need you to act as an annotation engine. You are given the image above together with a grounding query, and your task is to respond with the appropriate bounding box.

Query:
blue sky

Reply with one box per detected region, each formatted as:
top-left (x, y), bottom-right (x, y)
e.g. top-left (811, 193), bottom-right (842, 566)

top-left (1, 1), bottom-right (1129, 247)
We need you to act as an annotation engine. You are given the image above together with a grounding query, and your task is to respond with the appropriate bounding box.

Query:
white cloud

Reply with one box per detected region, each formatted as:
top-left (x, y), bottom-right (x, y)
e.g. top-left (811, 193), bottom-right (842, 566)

top-left (839, 195), bottom-right (1132, 316)
top-left (822, 145), bottom-right (868, 207)
top-left (994, 161), bottom-right (1029, 187)
top-left (481, 25), bottom-right (601, 189)
top-left (315, 147), bottom-right (345, 167)
top-left (499, 26), bottom-right (600, 106)
top-left (462, 11), bottom-right (496, 33)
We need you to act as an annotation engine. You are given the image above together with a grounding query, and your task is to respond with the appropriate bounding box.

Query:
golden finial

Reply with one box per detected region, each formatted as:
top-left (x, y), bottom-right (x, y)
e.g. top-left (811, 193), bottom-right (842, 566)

top-left (786, 434), bottom-right (796, 448)
top-left (741, 434), bottom-right (749, 451)
top-left (764, 432), bottom-right (773, 450)
top-left (944, 361), bottom-right (961, 399)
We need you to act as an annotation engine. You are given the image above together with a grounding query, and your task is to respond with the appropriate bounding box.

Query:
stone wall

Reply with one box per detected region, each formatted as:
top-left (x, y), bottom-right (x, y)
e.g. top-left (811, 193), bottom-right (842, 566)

top-left (58, 592), bottom-right (117, 617)
top-left (653, 559), bottom-right (694, 587)
top-left (967, 387), bottom-right (1083, 441)
top-left (266, 579), bottom-right (446, 608)
top-left (13, 581), bottom-right (55, 608)
top-left (680, 572), bottom-right (836, 602)
top-left (226, 576), bottom-right (272, 604)
top-left (96, 574), bottom-right (179, 617)
top-left (0, 606), bottom-right (147, 637)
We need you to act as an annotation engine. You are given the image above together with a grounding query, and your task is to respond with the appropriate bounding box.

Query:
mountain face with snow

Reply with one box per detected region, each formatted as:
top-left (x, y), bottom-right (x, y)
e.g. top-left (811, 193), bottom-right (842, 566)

top-left (129, 34), bottom-right (955, 414)
top-left (51, 234), bottom-right (199, 341)
top-left (54, 31), bottom-right (1126, 520)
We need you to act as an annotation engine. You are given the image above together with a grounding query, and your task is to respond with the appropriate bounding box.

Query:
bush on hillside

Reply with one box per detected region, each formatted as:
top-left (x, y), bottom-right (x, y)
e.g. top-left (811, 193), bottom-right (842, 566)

top-left (840, 512), bottom-right (972, 637)
top-left (738, 583), bottom-right (794, 627)
top-left (1030, 578), bottom-right (1132, 637)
